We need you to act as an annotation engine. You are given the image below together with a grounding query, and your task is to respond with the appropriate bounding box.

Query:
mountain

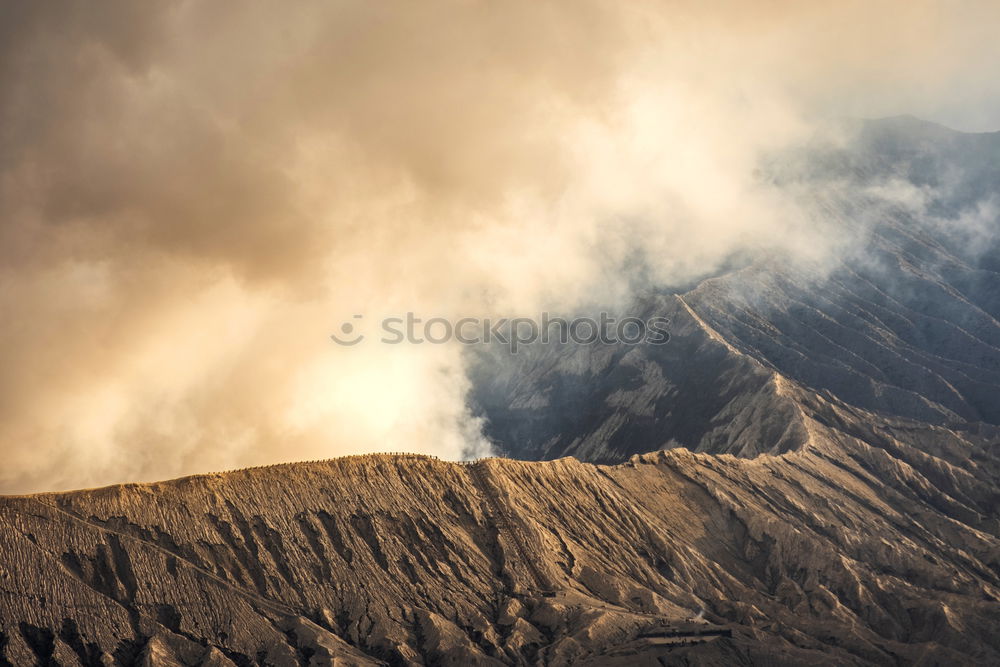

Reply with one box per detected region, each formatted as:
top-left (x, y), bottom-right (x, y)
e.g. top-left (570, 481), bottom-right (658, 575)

top-left (3, 446), bottom-right (999, 665)
top-left (471, 116), bottom-right (1000, 461)
top-left (3, 117), bottom-right (1000, 665)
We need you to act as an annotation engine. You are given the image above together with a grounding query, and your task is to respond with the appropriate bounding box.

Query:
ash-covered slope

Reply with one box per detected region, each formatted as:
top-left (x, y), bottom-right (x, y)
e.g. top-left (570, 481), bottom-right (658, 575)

top-left (693, 116), bottom-right (1000, 427)
top-left (3, 435), bottom-right (1000, 665)
top-left (467, 293), bottom-right (810, 462)
top-left (471, 116), bottom-right (1000, 462)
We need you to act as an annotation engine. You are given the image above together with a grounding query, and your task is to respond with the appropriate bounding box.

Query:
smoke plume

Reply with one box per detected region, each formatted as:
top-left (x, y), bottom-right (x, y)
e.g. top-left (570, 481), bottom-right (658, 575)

top-left (1, 1), bottom-right (999, 491)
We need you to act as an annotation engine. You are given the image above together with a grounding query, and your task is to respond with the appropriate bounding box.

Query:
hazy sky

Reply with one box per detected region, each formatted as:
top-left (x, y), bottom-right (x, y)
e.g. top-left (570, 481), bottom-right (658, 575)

top-left (2, 1), bottom-right (999, 492)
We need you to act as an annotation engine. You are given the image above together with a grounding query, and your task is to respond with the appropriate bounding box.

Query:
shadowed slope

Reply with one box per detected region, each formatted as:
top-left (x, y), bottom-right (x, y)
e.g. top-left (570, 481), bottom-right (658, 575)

top-left (472, 116), bottom-right (1000, 461)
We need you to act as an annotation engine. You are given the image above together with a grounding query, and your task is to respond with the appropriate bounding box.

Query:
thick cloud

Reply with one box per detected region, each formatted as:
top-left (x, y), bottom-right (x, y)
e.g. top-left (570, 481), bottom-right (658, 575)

top-left (1, 1), bottom-right (999, 492)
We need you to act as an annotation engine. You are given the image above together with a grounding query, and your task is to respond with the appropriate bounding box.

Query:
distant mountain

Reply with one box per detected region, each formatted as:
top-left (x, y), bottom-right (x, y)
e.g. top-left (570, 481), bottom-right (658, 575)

top-left (3, 117), bottom-right (1000, 665)
top-left (471, 116), bottom-right (1000, 460)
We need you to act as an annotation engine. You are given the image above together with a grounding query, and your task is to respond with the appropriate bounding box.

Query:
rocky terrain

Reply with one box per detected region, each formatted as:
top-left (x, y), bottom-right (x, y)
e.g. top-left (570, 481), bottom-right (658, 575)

top-left (472, 116), bottom-right (1000, 462)
top-left (3, 429), bottom-right (1000, 665)
top-left (2, 116), bottom-right (999, 665)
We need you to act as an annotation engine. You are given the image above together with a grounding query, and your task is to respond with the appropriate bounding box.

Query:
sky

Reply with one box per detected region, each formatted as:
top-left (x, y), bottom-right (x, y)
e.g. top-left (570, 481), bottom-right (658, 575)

top-left (1, 0), bottom-right (999, 492)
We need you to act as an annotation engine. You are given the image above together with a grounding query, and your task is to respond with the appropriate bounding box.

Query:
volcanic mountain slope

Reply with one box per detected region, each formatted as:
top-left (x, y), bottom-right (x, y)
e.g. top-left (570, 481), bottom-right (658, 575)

top-left (690, 116), bottom-right (1000, 427)
top-left (2, 116), bottom-right (1000, 665)
top-left (2, 428), bottom-right (1000, 666)
top-left (471, 116), bottom-right (1000, 461)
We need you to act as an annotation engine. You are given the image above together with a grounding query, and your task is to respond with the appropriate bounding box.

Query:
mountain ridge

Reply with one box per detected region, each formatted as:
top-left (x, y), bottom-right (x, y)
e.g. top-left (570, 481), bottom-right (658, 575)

top-left (4, 427), bottom-right (1000, 665)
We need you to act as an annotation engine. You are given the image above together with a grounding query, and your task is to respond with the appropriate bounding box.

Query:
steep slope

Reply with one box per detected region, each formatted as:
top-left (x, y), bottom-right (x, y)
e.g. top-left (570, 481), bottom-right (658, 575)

top-left (471, 116), bottom-right (1000, 461)
top-left (695, 116), bottom-right (1000, 427)
top-left (2, 436), bottom-right (1000, 665)
top-left (468, 294), bottom-right (811, 462)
